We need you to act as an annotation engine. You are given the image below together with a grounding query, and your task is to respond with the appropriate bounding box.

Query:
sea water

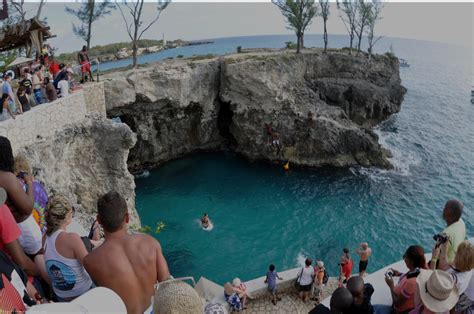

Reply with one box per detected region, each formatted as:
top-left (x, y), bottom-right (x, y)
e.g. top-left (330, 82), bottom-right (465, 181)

top-left (135, 35), bottom-right (473, 284)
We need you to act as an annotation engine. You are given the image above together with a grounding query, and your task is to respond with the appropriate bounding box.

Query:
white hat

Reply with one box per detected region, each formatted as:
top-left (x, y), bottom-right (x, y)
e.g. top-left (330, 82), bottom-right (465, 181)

top-left (317, 261), bottom-right (324, 268)
top-left (416, 269), bottom-right (459, 313)
top-left (26, 287), bottom-right (127, 313)
top-left (66, 67), bottom-right (74, 74)
top-left (0, 188), bottom-right (6, 205)
top-left (232, 278), bottom-right (241, 287)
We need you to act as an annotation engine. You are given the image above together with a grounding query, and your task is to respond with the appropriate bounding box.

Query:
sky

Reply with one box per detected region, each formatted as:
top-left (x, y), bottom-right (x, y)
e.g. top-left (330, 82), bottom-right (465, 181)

top-left (13, 1), bottom-right (474, 54)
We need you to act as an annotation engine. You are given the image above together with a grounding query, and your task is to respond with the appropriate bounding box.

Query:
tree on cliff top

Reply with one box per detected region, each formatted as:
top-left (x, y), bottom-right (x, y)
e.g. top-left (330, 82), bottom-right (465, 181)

top-left (65, 0), bottom-right (116, 50)
top-left (319, 0), bottom-right (330, 52)
top-left (116, 0), bottom-right (170, 68)
top-left (273, 0), bottom-right (319, 54)
top-left (355, 0), bottom-right (371, 53)
top-left (366, 0), bottom-right (384, 58)
top-left (337, 0), bottom-right (359, 54)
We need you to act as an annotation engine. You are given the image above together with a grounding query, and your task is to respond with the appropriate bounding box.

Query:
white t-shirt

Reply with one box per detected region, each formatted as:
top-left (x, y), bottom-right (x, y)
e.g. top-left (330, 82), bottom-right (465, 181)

top-left (58, 80), bottom-right (69, 97)
top-left (298, 266), bottom-right (315, 286)
top-left (449, 267), bottom-right (474, 301)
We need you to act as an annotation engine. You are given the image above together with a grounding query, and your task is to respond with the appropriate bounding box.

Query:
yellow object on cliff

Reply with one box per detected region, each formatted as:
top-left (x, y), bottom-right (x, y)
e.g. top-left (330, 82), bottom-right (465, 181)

top-left (283, 161), bottom-right (290, 171)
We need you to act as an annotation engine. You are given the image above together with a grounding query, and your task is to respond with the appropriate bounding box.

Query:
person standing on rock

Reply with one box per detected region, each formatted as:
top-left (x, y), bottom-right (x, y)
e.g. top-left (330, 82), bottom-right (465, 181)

top-left (78, 46), bottom-right (94, 83)
top-left (356, 242), bottom-right (372, 278)
top-left (84, 191), bottom-right (171, 314)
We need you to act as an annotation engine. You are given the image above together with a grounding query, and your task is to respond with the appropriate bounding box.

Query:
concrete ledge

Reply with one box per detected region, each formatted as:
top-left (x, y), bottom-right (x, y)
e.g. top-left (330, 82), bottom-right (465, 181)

top-left (245, 267), bottom-right (301, 298)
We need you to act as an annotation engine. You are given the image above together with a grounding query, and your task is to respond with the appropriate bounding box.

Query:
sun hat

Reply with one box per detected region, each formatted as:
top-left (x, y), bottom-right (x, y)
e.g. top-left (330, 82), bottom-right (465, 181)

top-left (153, 279), bottom-right (203, 314)
top-left (224, 282), bottom-right (235, 295)
top-left (317, 261), bottom-right (324, 268)
top-left (26, 287), bottom-right (127, 313)
top-left (0, 188), bottom-right (6, 205)
top-left (66, 67), bottom-right (74, 74)
top-left (416, 269), bottom-right (459, 313)
top-left (232, 278), bottom-right (241, 287)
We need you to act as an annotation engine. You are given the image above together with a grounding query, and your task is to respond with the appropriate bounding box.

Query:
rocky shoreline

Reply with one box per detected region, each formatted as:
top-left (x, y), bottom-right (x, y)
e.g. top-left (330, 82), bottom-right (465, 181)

top-left (103, 49), bottom-right (406, 172)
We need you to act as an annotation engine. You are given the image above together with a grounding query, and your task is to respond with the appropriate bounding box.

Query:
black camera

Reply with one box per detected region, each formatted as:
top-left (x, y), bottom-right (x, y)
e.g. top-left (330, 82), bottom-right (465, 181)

top-left (433, 233), bottom-right (448, 244)
top-left (385, 270), bottom-right (394, 279)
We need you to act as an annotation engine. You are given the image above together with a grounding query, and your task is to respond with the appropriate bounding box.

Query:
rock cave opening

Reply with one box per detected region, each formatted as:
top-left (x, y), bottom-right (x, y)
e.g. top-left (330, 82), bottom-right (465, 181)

top-left (217, 101), bottom-right (237, 148)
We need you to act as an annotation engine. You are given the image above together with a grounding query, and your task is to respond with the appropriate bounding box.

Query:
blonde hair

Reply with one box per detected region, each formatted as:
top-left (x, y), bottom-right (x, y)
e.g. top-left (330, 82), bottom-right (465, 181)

top-left (454, 241), bottom-right (474, 272)
top-left (14, 154), bottom-right (31, 175)
top-left (45, 194), bottom-right (72, 236)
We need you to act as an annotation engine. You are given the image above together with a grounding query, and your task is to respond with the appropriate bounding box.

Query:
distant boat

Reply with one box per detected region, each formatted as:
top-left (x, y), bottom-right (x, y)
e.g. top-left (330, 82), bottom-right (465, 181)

top-left (471, 89), bottom-right (474, 104)
top-left (399, 58), bottom-right (410, 68)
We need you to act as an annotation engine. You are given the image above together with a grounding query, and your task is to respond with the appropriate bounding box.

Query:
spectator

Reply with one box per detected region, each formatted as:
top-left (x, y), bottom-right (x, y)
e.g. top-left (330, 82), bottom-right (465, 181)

top-left (78, 45), bottom-right (94, 83)
top-left (17, 87), bottom-right (31, 112)
top-left (0, 187), bottom-right (38, 277)
top-left (297, 258), bottom-right (314, 302)
top-left (53, 63), bottom-right (67, 90)
top-left (48, 57), bottom-right (60, 79)
top-left (233, 277), bottom-right (251, 308)
top-left (411, 269), bottom-right (459, 313)
top-left (20, 69), bottom-right (36, 107)
top-left (265, 264), bottom-right (283, 305)
top-left (356, 242), bottom-right (372, 278)
top-left (224, 282), bottom-right (243, 311)
top-left (83, 191), bottom-right (171, 314)
top-left (44, 194), bottom-right (93, 301)
top-left (58, 68), bottom-right (73, 98)
top-left (380, 245), bottom-right (427, 313)
top-left (431, 240), bottom-right (473, 312)
top-left (312, 260), bottom-right (325, 302)
top-left (0, 249), bottom-right (41, 312)
top-left (2, 73), bottom-right (18, 114)
top-left (346, 276), bottom-right (374, 314)
top-left (440, 199), bottom-right (466, 263)
top-left (0, 94), bottom-right (15, 121)
top-left (340, 248), bottom-right (353, 283)
top-left (31, 68), bottom-right (43, 105)
top-left (44, 77), bottom-right (57, 102)
top-left (309, 287), bottom-right (354, 314)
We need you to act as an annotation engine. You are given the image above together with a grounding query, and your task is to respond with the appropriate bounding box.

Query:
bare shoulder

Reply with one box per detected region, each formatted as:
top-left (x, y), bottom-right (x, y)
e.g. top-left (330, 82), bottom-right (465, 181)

top-left (132, 233), bottom-right (161, 247)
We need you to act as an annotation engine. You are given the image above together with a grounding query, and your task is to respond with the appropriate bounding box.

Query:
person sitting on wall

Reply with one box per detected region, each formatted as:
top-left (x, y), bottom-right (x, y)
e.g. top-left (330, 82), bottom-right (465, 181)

top-left (17, 87), bottom-right (31, 113)
top-left (346, 276), bottom-right (374, 314)
top-left (44, 77), bottom-right (57, 103)
top-left (0, 94), bottom-right (15, 121)
top-left (224, 282), bottom-right (244, 311)
top-left (233, 277), bottom-right (251, 309)
top-left (83, 191), bottom-right (171, 314)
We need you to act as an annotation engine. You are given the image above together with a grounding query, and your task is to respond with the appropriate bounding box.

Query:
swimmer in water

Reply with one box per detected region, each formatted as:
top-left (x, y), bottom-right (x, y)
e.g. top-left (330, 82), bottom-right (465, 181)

top-left (201, 213), bottom-right (210, 228)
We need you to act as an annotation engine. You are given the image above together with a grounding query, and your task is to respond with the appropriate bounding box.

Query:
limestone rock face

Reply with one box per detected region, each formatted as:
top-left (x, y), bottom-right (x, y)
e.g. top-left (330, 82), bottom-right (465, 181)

top-left (105, 50), bottom-right (406, 170)
top-left (19, 114), bottom-right (139, 227)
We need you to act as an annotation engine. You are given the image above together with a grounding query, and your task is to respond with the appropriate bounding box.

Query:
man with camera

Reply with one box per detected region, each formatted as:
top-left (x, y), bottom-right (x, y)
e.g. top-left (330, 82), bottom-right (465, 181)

top-left (439, 199), bottom-right (466, 263)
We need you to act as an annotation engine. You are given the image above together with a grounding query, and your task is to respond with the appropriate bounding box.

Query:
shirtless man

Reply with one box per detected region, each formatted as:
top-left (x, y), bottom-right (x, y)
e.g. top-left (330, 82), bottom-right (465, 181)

top-left (83, 192), bottom-right (170, 314)
top-left (355, 242), bottom-right (372, 277)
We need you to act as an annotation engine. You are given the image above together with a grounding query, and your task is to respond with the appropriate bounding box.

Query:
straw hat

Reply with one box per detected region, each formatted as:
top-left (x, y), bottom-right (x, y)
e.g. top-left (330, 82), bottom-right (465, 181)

top-left (153, 280), bottom-right (203, 314)
top-left (416, 269), bottom-right (459, 313)
top-left (232, 278), bottom-right (241, 287)
top-left (317, 261), bottom-right (324, 268)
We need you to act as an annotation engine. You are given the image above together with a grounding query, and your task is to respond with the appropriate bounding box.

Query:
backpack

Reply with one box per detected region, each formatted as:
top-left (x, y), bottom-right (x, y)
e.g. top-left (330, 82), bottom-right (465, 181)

top-left (322, 269), bottom-right (329, 285)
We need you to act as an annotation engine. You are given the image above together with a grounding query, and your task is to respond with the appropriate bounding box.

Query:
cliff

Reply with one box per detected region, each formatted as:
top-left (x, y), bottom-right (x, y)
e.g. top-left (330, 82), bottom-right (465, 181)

top-left (104, 49), bottom-right (406, 170)
top-left (18, 114), bottom-right (139, 227)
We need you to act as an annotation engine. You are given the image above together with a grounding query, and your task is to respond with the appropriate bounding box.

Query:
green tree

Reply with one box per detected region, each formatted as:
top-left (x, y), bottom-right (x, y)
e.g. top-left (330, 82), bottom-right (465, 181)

top-left (337, 0), bottom-right (359, 54)
top-left (65, 0), bottom-right (116, 50)
top-left (273, 0), bottom-right (319, 54)
top-left (319, 0), bottom-right (330, 52)
top-left (116, 0), bottom-right (170, 68)
top-left (366, 0), bottom-right (384, 58)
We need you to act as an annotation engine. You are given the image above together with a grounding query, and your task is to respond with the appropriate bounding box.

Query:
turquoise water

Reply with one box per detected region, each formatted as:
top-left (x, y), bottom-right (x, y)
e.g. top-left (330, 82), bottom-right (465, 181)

top-left (135, 35), bottom-right (473, 285)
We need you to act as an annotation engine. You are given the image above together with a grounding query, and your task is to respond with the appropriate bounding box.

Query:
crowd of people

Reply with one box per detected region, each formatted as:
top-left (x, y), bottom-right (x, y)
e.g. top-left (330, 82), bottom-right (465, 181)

top-left (308, 199), bottom-right (472, 314)
top-left (0, 46), bottom-right (95, 122)
top-left (0, 135), bottom-right (172, 314)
